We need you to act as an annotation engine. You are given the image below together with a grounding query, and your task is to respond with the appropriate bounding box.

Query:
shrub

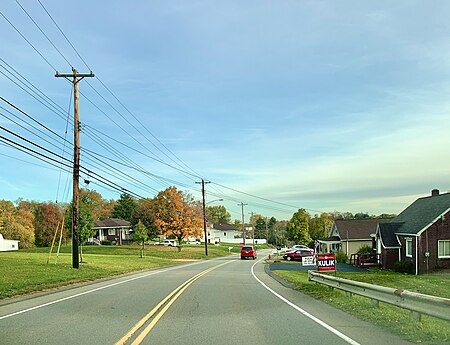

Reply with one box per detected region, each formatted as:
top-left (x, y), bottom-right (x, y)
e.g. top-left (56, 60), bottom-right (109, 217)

top-left (101, 240), bottom-right (112, 245)
top-left (393, 260), bottom-right (413, 274)
top-left (356, 245), bottom-right (372, 254)
top-left (335, 250), bottom-right (348, 263)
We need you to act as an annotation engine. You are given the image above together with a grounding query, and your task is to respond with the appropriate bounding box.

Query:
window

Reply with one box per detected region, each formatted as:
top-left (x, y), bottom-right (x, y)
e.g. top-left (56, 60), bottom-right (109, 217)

top-left (438, 240), bottom-right (450, 258)
top-left (224, 232), bottom-right (227, 237)
top-left (405, 239), bottom-right (412, 257)
top-left (108, 228), bottom-right (116, 236)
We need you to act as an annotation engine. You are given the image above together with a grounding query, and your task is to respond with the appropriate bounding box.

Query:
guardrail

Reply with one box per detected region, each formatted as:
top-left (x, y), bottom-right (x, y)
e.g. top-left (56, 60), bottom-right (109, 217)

top-left (308, 270), bottom-right (450, 321)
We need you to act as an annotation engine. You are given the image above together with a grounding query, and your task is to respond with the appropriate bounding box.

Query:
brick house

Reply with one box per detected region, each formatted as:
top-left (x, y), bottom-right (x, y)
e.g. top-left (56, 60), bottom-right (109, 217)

top-left (376, 189), bottom-right (450, 274)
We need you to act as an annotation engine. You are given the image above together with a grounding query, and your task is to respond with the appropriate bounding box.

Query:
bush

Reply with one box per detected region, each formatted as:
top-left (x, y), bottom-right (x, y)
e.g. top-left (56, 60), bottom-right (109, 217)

top-left (393, 260), bottom-right (413, 274)
top-left (335, 250), bottom-right (348, 263)
top-left (101, 240), bottom-right (112, 245)
top-left (356, 245), bottom-right (372, 254)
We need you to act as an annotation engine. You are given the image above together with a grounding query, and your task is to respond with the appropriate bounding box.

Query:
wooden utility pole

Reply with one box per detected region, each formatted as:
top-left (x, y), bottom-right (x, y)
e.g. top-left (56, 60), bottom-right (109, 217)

top-left (249, 211), bottom-right (255, 246)
top-left (55, 68), bottom-right (94, 269)
top-left (238, 202), bottom-right (247, 245)
top-left (196, 179), bottom-right (210, 256)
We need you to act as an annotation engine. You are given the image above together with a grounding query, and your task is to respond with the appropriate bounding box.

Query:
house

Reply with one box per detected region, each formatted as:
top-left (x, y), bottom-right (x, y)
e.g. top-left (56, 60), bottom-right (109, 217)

top-left (91, 218), bottom-right (132, 245)
top-left (376, 189), bottom-right (450, 275)
top-left (318, 219), bottom-right (391, 256)
top-left (208, 223), bottom-right (239, 244)
top-left (207, 223), bottom-right (267, 244)
top-left (0, 233), bottom-right (19, 251)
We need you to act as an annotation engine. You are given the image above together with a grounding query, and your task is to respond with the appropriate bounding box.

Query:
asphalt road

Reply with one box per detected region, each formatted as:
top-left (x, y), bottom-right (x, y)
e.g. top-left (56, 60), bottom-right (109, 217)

top-left (0, 250), bottom-right (412, 345)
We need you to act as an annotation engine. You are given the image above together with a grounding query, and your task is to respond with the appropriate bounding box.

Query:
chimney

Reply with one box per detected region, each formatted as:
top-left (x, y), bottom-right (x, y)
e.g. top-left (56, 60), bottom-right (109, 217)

top-left (431, 189), bottom-right (439, 197)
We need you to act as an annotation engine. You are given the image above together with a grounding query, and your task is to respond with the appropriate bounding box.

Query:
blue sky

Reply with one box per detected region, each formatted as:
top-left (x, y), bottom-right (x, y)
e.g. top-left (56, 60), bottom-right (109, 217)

top-left (1, 1), bottom-right (449, 221)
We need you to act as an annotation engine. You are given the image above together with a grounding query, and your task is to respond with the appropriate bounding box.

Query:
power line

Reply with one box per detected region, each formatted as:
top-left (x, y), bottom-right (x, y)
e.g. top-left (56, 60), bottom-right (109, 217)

top-left (0, 9), bottom-right (56, 71)
top-left (15, 0), bottom-right (72, 67)
top-left (1, 7), bottom-right (324, 217)
top-left (34, 0), bottom-right (202, 179)
top-left (37, 0), bottom-right (91, 71)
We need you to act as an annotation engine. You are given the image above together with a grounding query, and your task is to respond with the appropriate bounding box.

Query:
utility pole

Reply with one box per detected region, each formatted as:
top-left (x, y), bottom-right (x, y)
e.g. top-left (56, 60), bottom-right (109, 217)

top-left (238, 202), bottom-right (247, 245)
top-left (265, 217), bottom-right (269, 244)
top-left (196, 179), bottom-right (210, 256)
top-left (248, 211), bottom-right (255, 246)
top-left (55, 68), bottom-right (94, 269)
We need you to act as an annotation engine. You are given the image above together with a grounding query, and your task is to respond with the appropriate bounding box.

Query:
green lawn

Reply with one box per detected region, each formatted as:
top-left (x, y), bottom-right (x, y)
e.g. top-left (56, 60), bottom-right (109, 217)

top-left (273, 269), bottom-right (450, 345)
top-left (0, 244), bottom-right (234, 299)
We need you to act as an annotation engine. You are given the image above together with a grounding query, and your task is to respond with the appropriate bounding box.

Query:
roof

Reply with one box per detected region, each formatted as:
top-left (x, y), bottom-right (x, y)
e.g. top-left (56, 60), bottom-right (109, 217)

top-left (377, 223), bottom-right (402, 248)
top-left (391, 192), bottom-right (450, 235)
top-left (318, 235), bottom-right (341, 243)
top-left (93, 218), bottom-right (130, 228)
top-left (212, 223), bottom-right (236, 231)
top-left (333, 219), bottom-right (391, 240)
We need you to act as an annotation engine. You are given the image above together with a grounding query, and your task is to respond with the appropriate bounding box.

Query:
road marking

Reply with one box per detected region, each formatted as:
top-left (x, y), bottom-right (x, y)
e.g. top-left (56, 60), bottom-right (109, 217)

top-left (0, 259), bottom-right (211, 321)
top-left (251, 257), bottom-right (361, 345)
top-left (116, 260), bottom-right (233, 345)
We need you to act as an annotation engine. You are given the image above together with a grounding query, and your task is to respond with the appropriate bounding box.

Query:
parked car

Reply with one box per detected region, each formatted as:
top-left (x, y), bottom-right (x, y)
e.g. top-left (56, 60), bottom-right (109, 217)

top-left (283, 249), bottom-right (314, 261)
top-left (241, 246), bottom-right (257, 260)
top-left (286, 244), bottom-right (311, 253)
top-left (155, 239), bottom-right (177, 247)
top-left (186, 240), bottom-right (201, 245)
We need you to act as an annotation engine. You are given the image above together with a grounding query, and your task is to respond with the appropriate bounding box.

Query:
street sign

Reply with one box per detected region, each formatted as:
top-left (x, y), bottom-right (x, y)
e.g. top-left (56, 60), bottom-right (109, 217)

top-left (317, 253), bottom-right (336, 272)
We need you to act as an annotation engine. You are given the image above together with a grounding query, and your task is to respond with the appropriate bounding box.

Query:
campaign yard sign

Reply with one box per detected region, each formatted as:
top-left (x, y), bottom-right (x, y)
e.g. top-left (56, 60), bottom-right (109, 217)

top-left (317, 253), bottom-right (336, 272)
top-left (302, 255), bottom-right (316, 266)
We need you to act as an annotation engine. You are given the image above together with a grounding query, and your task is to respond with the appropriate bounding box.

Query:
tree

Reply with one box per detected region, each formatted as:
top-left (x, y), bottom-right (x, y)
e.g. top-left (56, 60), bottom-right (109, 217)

top-left (308, 212), bottom-right (333, 240)
top-left (79, 188), bottom-right (111, 221)
top-left (34, 203), bottom-right (63, 247)
top-left (131, 198), bottom-right (158, 239)
top-left (78, 203), bottom-right (94, 262)
top-left (254, 216), bottom-right (267, 239)
top-left (153, 187), bottom-right (203, 249)
top-left (206, 205), bottom-right (231, 224)
top-left (354, 212), bottom-right (370, 220)
top-left (0, 200), bottom-right (35, 248)
top-left (112, 193), bottom-right (136, 221)
top-left (132, 220), bottom-right (148, 258)
top-left (286, 209), bottom-right (312, 245)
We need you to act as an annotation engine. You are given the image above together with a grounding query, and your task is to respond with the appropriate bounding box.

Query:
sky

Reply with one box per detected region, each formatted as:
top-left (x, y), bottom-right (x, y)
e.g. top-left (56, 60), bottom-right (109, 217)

top-left (1, 1), bottom-right (449, 221)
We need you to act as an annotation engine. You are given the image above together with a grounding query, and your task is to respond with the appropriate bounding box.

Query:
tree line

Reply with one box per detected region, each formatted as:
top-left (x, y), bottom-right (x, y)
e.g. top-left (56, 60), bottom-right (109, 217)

top-left (0, 186), bottom-right (203, 249)
top-left (0, 185), bottom-right (395, 249)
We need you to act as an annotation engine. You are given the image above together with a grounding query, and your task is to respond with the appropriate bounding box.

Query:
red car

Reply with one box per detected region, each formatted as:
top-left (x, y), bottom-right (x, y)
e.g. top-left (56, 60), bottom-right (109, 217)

top-left (283, 249), bottom-right (314, 261)
top-left (241, 246), bottom-right (257, 260)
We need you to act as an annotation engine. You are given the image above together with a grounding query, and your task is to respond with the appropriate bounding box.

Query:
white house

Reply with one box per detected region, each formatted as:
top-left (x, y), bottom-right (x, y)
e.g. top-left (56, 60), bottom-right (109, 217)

top-left (207, 224), bottom-right (267, 244)
top-left (0, 233), bottom-right (19, 251)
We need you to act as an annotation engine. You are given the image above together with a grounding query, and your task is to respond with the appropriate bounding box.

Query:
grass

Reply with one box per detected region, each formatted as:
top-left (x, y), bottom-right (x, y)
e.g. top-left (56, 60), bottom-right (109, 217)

top-left (273, 269), bottom-right (450, 344)
top-left (0, 243), bottom-right (235, 299)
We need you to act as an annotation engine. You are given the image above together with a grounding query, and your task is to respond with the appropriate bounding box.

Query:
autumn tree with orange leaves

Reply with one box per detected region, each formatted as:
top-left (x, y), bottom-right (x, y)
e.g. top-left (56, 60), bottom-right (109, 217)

top-left (153, 187), bottom-right (203, 249)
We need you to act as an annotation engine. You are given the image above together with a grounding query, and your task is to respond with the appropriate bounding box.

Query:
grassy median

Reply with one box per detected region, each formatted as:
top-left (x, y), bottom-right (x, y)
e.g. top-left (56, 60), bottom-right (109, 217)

top-left (0, 244), bottom-right (235, 299)
top-left (273, 269), bottom-right (450, 345)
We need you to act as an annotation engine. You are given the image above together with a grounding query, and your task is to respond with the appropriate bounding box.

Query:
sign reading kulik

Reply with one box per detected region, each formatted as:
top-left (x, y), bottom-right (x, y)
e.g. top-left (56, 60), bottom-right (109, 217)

top-left (317, 253), bottom-right (336, 272)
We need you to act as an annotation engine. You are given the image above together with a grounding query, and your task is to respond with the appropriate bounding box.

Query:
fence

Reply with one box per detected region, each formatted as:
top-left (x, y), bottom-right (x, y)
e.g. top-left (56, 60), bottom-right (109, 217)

top-left (308, 270), bottom-right (450, 321)
top-left (349, 253), bottom-right (381, 268)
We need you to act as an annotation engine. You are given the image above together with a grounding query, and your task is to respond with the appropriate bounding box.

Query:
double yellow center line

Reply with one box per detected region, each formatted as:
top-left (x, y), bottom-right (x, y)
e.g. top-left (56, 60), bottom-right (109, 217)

top-left (115, 260), bottom-right (232, 345)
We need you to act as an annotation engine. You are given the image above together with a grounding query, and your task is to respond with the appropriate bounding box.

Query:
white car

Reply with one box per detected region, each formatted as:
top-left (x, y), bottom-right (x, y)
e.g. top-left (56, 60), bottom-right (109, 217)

top-left (286, 244), bottom-right (311, 253)
top-left (186, 240), bottom-right (201, 245)
top-left (155, 239), bottom-right (177, 247)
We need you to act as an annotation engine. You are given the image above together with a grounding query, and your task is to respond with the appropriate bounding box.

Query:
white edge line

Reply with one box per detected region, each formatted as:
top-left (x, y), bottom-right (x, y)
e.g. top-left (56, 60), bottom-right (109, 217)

top-left (251, 256), bottom-right (361, 345)
top-left (0, 260), bottom-right (208, 321)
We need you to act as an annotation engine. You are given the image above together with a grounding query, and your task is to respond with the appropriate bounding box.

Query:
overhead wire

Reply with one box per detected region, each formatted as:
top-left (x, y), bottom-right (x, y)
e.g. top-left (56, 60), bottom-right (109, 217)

top-left (35, 0), bottom-right (204, 180)
top-left (2, 3), bottom-right (324, 217)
